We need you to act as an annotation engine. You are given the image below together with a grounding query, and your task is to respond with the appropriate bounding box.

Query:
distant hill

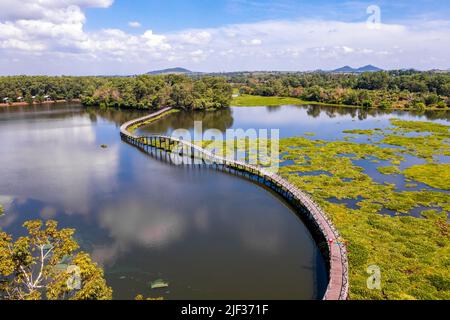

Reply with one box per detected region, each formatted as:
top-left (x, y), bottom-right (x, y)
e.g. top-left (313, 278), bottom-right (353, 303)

top-left (331, 65), bottom-right (383, 73)
top-left (146, 67), bottom-right (194, 75)
top-left (332, 65), bottom-right (356, 73)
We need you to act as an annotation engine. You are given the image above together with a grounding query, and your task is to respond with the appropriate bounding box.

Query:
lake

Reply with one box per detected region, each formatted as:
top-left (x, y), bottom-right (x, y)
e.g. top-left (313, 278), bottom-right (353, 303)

top-left (0, 103), bottom-right (448, 299)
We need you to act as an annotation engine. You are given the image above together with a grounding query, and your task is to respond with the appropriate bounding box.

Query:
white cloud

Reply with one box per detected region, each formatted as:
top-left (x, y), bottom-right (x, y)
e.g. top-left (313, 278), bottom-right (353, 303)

top-left (174, 30), bottom-right (212, 45)
top-left (241, 38), bottom-right (262, 46)
top-left (128, 21), bottom-right (141, 28)
top-left (0, 0), bottom-right (111, 22)
top-left (0, 0), bottom-right (449, 74)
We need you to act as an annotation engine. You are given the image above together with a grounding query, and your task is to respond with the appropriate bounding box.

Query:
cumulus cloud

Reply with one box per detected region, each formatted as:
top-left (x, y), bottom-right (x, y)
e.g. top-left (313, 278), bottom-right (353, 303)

top-left (0, 0), bottom-right (449, 74)
top-left (0, 0), bottom-right (112, 22)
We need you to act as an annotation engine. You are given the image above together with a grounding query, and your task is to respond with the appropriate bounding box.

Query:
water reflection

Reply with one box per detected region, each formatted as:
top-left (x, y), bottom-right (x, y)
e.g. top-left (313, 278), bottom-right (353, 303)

top-left (0, 104), bottom-right (327, 300)
top-left (136, 108), bottom-right (234, 136)
top-left (137, 105), bottom-right (449, 140)
top-left (1, 103), bottom-right (448, 299)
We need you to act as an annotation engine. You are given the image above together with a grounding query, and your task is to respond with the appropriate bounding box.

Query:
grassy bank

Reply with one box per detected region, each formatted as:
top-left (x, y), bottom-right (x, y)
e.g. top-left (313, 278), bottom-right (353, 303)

top-left (231, 94), bottom-right (331, 107)
top-left (231, 94), bottom-right (450, 111)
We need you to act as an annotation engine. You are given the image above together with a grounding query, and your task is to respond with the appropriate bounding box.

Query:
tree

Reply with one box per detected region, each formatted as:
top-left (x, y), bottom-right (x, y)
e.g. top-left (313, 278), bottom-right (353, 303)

top-left (362, 99), bottom-right (374, 109)
top-left (379, 100), bottom-right (392, 110)
top-left (412, 101), bottom-right (426, 111)
top-left (0, 220), bottom-right (112, 300)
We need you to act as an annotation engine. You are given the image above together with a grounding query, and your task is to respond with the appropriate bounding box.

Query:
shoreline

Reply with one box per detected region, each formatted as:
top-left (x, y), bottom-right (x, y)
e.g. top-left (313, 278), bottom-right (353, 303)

top-left (0, 99), bottom-right (80, 108)
top-left (231, 95), bottom-right (450, 111)
top-left (120, 108), bottom-right (349, 301)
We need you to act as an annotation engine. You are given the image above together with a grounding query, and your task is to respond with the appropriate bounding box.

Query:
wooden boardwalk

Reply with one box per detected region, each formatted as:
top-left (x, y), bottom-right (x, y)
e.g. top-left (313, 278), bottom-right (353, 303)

top-left (120, 108), bottom-right (349, 300)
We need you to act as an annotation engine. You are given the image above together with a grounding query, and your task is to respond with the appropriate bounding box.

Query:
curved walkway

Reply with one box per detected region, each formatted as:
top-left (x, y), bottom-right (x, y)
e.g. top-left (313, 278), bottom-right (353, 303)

top-left (120, 107), bottom-right (349, 300)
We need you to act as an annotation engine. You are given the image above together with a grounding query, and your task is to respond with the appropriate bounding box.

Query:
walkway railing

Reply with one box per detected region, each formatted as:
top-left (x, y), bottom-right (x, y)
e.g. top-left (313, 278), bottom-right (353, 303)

top-left (120, 108), bottom-right (349, 300)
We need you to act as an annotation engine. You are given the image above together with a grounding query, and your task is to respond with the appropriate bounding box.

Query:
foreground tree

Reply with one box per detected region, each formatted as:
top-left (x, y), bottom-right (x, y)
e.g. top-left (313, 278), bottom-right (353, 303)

top-left (0, 220), bottom-right (112, 300)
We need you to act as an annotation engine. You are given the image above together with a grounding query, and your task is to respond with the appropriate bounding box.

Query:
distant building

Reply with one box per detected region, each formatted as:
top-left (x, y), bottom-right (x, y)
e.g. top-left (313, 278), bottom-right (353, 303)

top-left (17, 97), bottom-right (23, 102)
top-left (3, 97), bottom-right (9, 103)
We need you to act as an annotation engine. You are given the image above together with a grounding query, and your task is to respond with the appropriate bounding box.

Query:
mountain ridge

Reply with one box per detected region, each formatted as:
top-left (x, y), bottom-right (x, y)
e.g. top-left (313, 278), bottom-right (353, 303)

top-left (146, 67), bottom-right (194, 75)
top-left (331, 65), bottom-right (383, 73)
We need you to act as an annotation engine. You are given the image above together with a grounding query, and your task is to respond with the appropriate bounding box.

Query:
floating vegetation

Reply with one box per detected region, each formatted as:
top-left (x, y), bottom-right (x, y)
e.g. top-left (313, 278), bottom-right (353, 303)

top-left (377, 166), bottom-right (401, 175)
top-left (343, 129), bottom-right (378, 136)
top-left (271, 119), bottom-right (450, 299)
top-left (379, 119), bottom-right (450, 161)
top-left (191, 118), bottom-right (447, 299)
top-left (390, 119), bottom-right (450, 136)
top-left (380, 135), bottom-right (450, 161)
top-left (403, 164), bottom-right (450, 190)
top-left (139, 117), bottom-right (449, 299)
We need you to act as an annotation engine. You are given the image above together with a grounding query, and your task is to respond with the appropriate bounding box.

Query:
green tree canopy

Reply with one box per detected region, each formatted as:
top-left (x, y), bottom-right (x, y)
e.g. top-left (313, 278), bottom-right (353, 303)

top-left (0, 220), bottom-right (112, 300)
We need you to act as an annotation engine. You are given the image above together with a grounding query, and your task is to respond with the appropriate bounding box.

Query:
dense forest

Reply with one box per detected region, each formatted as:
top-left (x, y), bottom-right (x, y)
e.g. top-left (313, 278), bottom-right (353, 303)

top-left (0, 75), bottom-right (232, 110)
top-left (230, 70), bottom-right (450, 110)
top-left (1, 71), bottom-right (449, 110)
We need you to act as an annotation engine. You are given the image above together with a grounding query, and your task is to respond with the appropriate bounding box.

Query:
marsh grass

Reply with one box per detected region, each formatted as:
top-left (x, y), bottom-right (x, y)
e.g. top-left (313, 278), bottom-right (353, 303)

top-left (231, 94), bottom-right (345, 107)
top-left (206, 119), bottom-right (449, 299)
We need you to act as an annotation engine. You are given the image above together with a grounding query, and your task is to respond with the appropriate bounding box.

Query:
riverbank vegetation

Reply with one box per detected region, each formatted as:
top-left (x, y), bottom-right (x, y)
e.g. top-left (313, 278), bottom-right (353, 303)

top-left (0, 75), bottom-right (232, 110)
top-left (230, 71), bottom-right (450, 110)
top-left (200, 119), bottom-right (449, 300)
top-left (281, 120), bottom-right (450, 299)
top-left (82, 75), bottom-right (232, 110)
top-left (0, 220), bottom-right (112, 300)
top-left (2, 71), bottom-right (449, 111)
top-left (232, 94), bottom-right (311, 107)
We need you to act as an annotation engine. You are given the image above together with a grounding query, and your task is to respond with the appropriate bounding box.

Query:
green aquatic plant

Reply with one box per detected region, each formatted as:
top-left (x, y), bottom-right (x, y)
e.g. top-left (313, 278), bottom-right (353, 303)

top-left (343, 129), bottom-right (378, 136)
top-left (380, 135), bottom-right (450, 161)
top-left (390, 119), bottom-right (450, 136)
top-left (138, 114), bottom-right (450, 300)
top-left (377, 166), bottom-right (401, 175)
top-left (403, 164), bottom-right (450, 190)
top-left (272, 121), bottom-right (450, 300)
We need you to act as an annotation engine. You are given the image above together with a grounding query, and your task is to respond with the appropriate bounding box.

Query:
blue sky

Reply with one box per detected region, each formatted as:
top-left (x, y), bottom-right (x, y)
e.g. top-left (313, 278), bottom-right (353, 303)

top-left (84, 0), bottom-right (450, 32)
top-left (0, 0), bottom-right (449, 75)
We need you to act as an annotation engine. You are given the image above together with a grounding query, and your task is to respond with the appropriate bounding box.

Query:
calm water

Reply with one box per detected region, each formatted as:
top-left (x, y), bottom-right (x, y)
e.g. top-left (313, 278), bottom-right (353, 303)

top-left (138, 105), bottom-right (450, 217)
top-left (0, 104), bottom-right (329, 300)
top-left (0, 104), bottom-right (448, 299)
